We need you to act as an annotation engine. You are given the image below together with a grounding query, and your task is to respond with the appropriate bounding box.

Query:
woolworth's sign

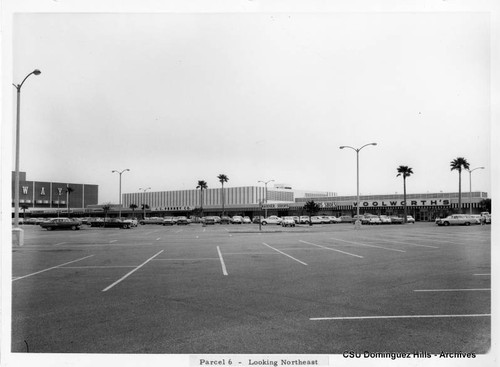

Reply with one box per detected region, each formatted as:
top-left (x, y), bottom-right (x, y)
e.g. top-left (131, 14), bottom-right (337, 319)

top-left (353, 199), bottom-right (451, 207)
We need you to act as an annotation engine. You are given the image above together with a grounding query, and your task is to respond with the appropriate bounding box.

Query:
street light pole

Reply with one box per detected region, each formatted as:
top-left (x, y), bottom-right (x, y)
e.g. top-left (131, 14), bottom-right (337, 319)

top-left (339, 143), bottom-right (377, 229)
top-left (258, 179), bottom-right (274, 218)
top-left (467, 167), bottom-right (484, 214)
top-left (112, 169), bottom-right (130, 218)
top-left (12, 69), bottom-right (41, 246)
top-left (139, 187), bottom-right (151, 219)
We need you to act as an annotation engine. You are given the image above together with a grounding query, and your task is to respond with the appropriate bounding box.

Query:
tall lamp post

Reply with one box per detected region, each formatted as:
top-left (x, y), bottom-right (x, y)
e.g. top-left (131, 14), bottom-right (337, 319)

top-left (258, 179), bottom-right (274, 218)
top-left (467, 167), bottom-right (484, 214)
top-left (339, 142), bottom-right (377, 229)
top-left (112, 169), bottom-right (130, 218)
top-left (139, 187), bottom-right (151, 219)
top-left (12, 69), bottom-right (41, 246)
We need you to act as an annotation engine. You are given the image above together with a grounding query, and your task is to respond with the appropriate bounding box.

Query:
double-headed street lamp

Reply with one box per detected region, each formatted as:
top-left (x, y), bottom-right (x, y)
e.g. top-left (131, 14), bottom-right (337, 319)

top-left (339, 142), bottom-right (377, 229)
top-left (12, 69), bottom-right (41, 245)
top-left (467, 167), bottom-right (485, 214)
top-left (258, 179), bottom-right (274, 218)
top-left (112, 169), bottom-right (130, 218)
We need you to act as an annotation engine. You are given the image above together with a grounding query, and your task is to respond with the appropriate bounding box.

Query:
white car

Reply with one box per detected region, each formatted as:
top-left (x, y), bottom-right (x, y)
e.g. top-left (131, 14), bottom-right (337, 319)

top-left (261, 216), bottom-right (282, 225)
top-left (123, 217), bottom-right (138, 227)
top-left (379, 215), bottom-right (391, 224)
top-left (242, 216), bottom-right (252, 224)
top-left (231, 216), bottom-right (243, 224)
top-left (299, 216), bottom-right (310, 224)
top-left (281, 217), bottom-right (296, 227)
top-left (365, 215), bottom-right (382, 225)
top-left (407, 215), bottom-right (415, 224)
top-left (435, 214), bottom-right (480, 226)
top-left (309, 216), bottom-right (323, 225)
top-left (326, 216), bottom-right (341, 223)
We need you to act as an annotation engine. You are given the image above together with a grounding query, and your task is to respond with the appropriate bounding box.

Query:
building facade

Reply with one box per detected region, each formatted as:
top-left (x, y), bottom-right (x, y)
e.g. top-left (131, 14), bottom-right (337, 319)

top-left (11, 172), bottom-right (98, 214)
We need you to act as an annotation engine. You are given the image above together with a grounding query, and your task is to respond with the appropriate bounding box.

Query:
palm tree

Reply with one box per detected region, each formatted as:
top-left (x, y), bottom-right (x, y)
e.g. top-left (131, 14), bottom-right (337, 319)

top-left (304, 200), bottom-right (320, 226)
top-left (141, 203), bottom-right (150, 219)
top-left (196, 180), bottom-right (208, 216)
top-left (66, 185), bottom-right (74, 218)
top-left (217, 174), bottom-right (229, 216)
top-left (129, 203), bottom-right (138, 217)
top-left (21, 204), bottom-right (29, 220)
top-left (396, 165), bottom-right (414, 223)
top-left (102, 203), bottom-right (111, 227)
top-left (450, 157), bottom-right (470, 213)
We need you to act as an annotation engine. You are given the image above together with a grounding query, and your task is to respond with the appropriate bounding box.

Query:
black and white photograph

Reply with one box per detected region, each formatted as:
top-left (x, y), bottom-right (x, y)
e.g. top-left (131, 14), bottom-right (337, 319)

top-left (2, 1), bottom-right (498, 366)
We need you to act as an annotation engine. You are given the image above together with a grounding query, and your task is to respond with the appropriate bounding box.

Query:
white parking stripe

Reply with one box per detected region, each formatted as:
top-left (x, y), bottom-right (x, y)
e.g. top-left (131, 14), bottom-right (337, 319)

top-left (310, 314), bottom-right (491, 321)
top-left (53, 242), bottom-right (67, 246)
top-left (217, 246), bottom-right (228, 275)
top-left (102, 250), bottom-right (164, 292)
top-left (330, 237), bottom-right (406, 252)
top-left (156, 237), bottom-right (161, 241)
top-left (109, 240), bottom-right (117, 243)
top-left (12, 255), bottom-right (95, 281)
top-left (262, 243), bottom-right (308, 265)
top-left (364, 237), bottom-right (438, 249)
top-left (473, 274), bottom-right (490, 276)
top-left (414, 288), bottom-right (490, 292)
top-left (299, 240), bottom-right (363, 258)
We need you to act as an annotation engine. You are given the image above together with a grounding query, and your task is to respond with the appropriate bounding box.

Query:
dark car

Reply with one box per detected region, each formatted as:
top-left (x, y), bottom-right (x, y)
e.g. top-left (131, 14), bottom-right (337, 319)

top-left (162, 217), bottom-right (176, 226)
top-left (202, 216), bottom-right (216, 225)
top-left (389, 216), bottom-right (404, 224)
top-left (175, 216), bottom-right (189, 225)
top-left (40, 218), bottom-right (81, 231)
top-left (90, 218), bottom-right (132, 229)
top-left (220, 216), bottom-right (231, 224)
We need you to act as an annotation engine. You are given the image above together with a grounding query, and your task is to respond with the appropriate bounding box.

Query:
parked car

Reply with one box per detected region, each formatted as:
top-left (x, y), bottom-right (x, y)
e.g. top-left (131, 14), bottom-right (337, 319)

top-left (139, 217), bottom-right (164, 225)
top-left (319, 216), bottom-right (332, 224)
top-left (379, 215), bottom-right (391, 224)
top-left (326, 216), bottom-right (341, 223)
top-left (435, 214), bottom-right (480, 226)
top-left (212, 216), bottom-right (221, 224)
top-left (407, 215), bottom-right (416, 224)
top-left (309, 216), bottom-right (324, 225)
top-left (40, 218), bottom-right (81, 231)
top-left (353, 215), bottom-right (369, 225)
top-left (299, 216), bottom-right (310, 224)
top-left (220, 216), bottom-right (231, 224)
top-left (123, 217), bottom-right (138, 227)
top-left (242, 216), bottom-right (252, 224)
top-left (365, 214), bottom-right (382, 225)
top-left (389, 216), bottom-right (404, 224)
top-left (281, 217), bottom-right (296, 227)
top-left (252, 216), bottom-right (262, 224)
top-left (261, 216), bottom-right (282, 225)
top-left (340, 216), bottom-right (353, 223)
top-left (90, 218), bottom-right (132, 229)
top-left (162, 217), bottom-right (176, 226)
top-left (175, 216), bottom-right (189, 225)
top-left (291, 216), bottom-right (300, 224)
top-left (231, 216), bottom-right (243, 224)
top-left (480, 212), bottom-right (491, 224)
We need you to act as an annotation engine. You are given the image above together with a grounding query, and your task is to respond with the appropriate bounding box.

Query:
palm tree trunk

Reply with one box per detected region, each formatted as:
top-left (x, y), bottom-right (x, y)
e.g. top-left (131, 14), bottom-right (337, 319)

top-left (221, 183), bottom-right (225, 216)
top-left (458, 171), bottom-right (462, 213)
top-left (403, 177), bottom-right (407, 223)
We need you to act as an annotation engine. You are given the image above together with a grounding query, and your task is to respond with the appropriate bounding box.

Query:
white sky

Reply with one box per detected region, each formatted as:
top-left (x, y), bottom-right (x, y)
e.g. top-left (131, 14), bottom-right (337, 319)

top-left (4, 4), bottom-right (496, 206)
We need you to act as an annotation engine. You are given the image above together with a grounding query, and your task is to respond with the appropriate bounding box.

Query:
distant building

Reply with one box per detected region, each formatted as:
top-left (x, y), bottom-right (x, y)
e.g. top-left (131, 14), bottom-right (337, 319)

top-left (11, 171), bottom-right (98, 214)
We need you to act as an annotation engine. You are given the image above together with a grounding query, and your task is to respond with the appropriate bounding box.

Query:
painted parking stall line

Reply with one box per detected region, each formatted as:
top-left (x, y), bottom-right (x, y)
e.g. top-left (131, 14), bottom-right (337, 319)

top-left (217, 246), bottom-right (228, 276)
top-left (13, 255), bottom-right (95, 281)
top-left (102, 250), bottom-right (164, 292)
top-left (299, 240), bottom-right (363, 258)
top-left (310, 314), bottom-right (491, 321)
top-left (361, 236), bottom-right (439, 249)
top-left (262, 243), bottom-right (308, 265)
top-left (414, 288), bottom-right (491, 292)
top-left (330, 237), bottom-right (406, 253)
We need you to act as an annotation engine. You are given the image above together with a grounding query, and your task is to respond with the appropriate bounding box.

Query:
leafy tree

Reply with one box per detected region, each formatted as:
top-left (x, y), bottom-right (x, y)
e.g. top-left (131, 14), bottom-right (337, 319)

top-left (196, 180), bottom-right (208, 216)
top-left (450, 157), bottom-right (470, 213)
top-left (396, 165), bottom-right (414, 223)
top-left (66, 185), bottom-right (74, 217)
top-left (303, 200), bottom-right (320, 226)
top-left (479, 198), bottom-right (491, 213)
top-left (217, 174), bottom-right (229, 216)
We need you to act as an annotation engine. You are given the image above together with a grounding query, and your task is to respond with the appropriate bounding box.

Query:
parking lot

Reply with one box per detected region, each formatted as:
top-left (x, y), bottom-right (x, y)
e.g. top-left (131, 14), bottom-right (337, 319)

top-left (11, 222), bottom-right (491, 354)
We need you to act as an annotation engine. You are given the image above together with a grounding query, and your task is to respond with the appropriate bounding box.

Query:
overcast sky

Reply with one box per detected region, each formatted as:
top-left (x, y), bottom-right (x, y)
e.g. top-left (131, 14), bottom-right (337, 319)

top-left (8, 10), bottom-right (493, 204)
